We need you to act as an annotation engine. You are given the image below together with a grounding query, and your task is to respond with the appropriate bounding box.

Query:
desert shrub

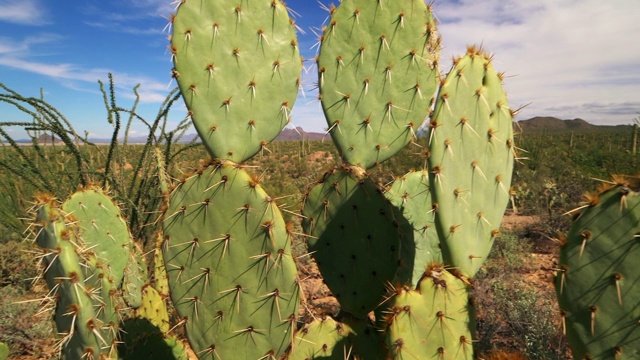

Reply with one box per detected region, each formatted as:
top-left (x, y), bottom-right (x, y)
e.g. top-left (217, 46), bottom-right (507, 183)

top-left (0, 285), bottom-right (54, 358)
top-left (474, 233), bottom-right (570, 359)
top-left (0, 241), bottom-right (40, 289)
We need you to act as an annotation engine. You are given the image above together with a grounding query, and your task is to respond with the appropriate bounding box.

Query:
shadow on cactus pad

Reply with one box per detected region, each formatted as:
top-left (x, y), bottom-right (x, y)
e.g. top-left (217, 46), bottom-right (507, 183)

top-left (118, 318), bottom-right (188, 360)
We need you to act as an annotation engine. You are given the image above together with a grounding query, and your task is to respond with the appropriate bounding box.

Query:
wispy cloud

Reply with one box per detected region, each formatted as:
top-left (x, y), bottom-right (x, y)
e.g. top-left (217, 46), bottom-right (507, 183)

top-left (436, 0), bottom-right (640, 124)
top-left (0, 0), bottom-right (50, 26)
top-left (0, 34), bottom-right (169, 103)
top-left (83, 21), bottom-right (163, 36)
top-left (80, 0), bottom-right (174, 36)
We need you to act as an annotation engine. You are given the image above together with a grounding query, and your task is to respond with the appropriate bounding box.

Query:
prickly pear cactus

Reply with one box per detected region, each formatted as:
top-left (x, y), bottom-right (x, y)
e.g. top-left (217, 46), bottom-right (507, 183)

top-left (152, 232), bottom-right (170, 297)
top-left (163, 161), bottom-right (300, 359)
top-left (302, 167), bottom-right (412, 319)
top-left (62, 188), bottom-right (133, 283)
top-left (556, 176), bottom-right (640, 359)
top-left (166, 1), bottom-right (303, 358)
top-left (383, 263), bottom-right (474, 360)
top-left (34, 197), bottom-right (120, 359)
top-left (428, 48), bottom-right (514, 279)
top-left (318, 0), bottom-right (439, 169)
top-left (170, 0), bottom-right (302, 163)
top-left (385, 169), bottom-right (441, 286)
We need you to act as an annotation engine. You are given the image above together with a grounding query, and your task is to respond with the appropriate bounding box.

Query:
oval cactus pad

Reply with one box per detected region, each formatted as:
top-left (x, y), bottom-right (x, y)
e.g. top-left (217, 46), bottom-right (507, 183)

top-left (163, 162), bottom-right (299, 359)
top-left (428, 49), bottom-right (514, 279)
top-left (557, 178), bottom-right (640, 359)
top-left (318, 0), bottom-right (439, 169)
top-left (302, 168), bottom-right (413, 318)
top-left (172, 0), bottom-right (302, 163)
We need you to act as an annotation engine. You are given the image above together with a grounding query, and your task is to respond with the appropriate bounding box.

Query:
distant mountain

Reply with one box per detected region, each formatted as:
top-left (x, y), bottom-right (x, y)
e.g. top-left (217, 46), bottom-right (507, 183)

top-left (123, 128), bottom-right (325, 144)
top-left (516, 116), bottom-right (631, 133)
top-left (37, 134), bottom-right (61, 144)
top-left (275, 127), bottom-right (325, 141)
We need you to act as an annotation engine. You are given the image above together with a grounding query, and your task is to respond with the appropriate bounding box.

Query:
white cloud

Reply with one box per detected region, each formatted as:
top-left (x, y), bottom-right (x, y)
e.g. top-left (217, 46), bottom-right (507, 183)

top-left (0, 35), bottom-right (169, 103)
top-left (0, 0), bottom-right (49, 26)
top-left (436, 0), bottom-right (640, 124)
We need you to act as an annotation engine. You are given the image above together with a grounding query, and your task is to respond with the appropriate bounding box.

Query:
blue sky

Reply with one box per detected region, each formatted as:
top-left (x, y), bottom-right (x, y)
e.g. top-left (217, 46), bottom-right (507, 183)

top-left (1, 0), bottom-right (639, 139)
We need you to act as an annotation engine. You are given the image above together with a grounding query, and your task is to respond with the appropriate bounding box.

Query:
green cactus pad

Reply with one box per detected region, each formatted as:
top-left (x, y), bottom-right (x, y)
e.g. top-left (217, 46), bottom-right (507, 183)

top-left (62, 188), bottom-right (133, 284)
top-left (302, 167), bottom-right (413, 318)
top-left (289, 315), bottom-right (384, 360)
top-left (556, 177), bottom-right (640, 359)
top-left (318, 0), bottom-right (439, 169)
top-left (163, 161), bottom-right (300, 359)
top-left (427, 48), bottom-right (514, 279)
top-left (137, 284), bottom-right (170, 334)
top-left (34, 200), bottom-right (119, 359)
top-left (172, 0), bottom-right (302, 163)
top-left (119, 318), bottom-right (188, 360)
top-left (383, 264), bottom-right (474, 360)
top-left (153, 232), bottom-right (170, 297)
top-left (122, 244), bottom-right (148, 309)
top-left (385, 170), bottom-right (441, 286)
top-left (0, 342), bottom-right (8, 360)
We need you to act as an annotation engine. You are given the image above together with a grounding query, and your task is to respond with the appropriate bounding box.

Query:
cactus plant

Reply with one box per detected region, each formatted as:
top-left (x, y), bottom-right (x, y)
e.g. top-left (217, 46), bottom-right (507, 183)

top-left (163, 1), bottom-right (302, 358)
top-left (384, 169), bottom-right (441, 286)
top-left (163, 161), bottom-right (300, 359)
top-left (318, 0), bottom-right (439, 169)
top-left (30, 189), bottom-right (189, 360)
top-left (427, 48), bottom-right (515, 280)
top-left (288, 315), bottom-right (385, 360)
top-left (22, 1), bottom-right (519, 359)
top-left (302, 167), bottom-right (413, 318)
top-left (33, 195), bottom-right (121, 359)
top-left (119, 285), bottom-right (188, 360)
top-left (303, 1), bottom-right (513, 359)
top-left (556, 175), bottom-right (640, 359)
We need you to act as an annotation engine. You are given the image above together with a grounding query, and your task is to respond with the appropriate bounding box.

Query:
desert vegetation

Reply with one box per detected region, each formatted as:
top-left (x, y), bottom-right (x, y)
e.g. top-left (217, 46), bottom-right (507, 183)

top-left (1, 1), bottom-right (639, 359)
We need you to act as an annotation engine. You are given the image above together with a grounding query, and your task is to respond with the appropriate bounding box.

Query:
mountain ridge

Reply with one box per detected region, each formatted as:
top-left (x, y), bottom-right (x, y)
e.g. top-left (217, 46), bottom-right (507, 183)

top-left (13, 117), bottom-right (633, 144)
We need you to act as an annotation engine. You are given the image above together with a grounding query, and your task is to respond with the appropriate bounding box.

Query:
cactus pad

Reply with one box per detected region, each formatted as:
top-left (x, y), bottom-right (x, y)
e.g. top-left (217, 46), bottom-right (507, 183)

top-left (62, 188), bottom-right (132, 284)
top-left (556, 177), bottom-right (640, 359)
top-left (383, 264), bottom-right (474, 360)
top-left (428, 48), bottom-right (514, 279)
top-left (385, 170), bottom-right (441, 286)
top-left (34, 200), bottom-right (120, 359)
top-left (289, 315), bottom-right (384, 360)
top-left (163, 161), bottom-right (300, 359)
top-left (318, 0), bottom-right (439, 169)
top-left (171, 0), bottom-right (302, 163)
top-left (302, 167), bottom-right (413, 318)
top-left (119, 318), bottom-right (188, 360)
